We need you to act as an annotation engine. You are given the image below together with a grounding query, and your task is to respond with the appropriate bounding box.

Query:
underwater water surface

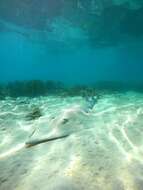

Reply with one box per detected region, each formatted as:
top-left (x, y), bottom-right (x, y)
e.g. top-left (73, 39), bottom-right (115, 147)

top-left (0, 1), bottom-right (143, 190)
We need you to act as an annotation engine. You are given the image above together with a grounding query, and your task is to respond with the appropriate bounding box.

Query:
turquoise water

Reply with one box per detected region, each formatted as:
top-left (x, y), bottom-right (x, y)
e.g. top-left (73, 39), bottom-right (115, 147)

top-left (0, 31), bottom-right (143, 84)
top-left (0, 1), bottom-right (143, 190)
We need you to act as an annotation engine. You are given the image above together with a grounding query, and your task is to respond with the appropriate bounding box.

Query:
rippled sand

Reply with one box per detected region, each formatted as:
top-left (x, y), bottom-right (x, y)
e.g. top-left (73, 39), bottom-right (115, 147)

top-left (1, 92), bottom-right (143, 190)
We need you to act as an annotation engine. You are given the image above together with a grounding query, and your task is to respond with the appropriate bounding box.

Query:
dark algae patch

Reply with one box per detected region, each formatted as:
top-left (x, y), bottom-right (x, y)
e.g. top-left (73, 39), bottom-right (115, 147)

top-left (25, 107), bottom-right (42, 121)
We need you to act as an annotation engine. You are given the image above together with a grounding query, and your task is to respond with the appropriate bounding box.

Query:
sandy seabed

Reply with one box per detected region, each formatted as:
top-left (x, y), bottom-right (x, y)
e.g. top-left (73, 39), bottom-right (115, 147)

top-left (0, 92), bottom-right (143, 190)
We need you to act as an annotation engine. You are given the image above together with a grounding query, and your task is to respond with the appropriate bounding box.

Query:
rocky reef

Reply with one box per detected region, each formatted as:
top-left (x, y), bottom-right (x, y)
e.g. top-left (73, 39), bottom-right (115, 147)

top-left (0, 80), bottom-right (143, 99)
top-left (0, 80), bottom-right (65, 98)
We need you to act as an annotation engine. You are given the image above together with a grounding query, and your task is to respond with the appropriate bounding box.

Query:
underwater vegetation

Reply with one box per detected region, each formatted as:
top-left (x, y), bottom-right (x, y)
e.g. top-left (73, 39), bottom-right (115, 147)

top-left (0, 80), bottom-right (143, 99)
top-left (0, 80), bottom-right (64, 98)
